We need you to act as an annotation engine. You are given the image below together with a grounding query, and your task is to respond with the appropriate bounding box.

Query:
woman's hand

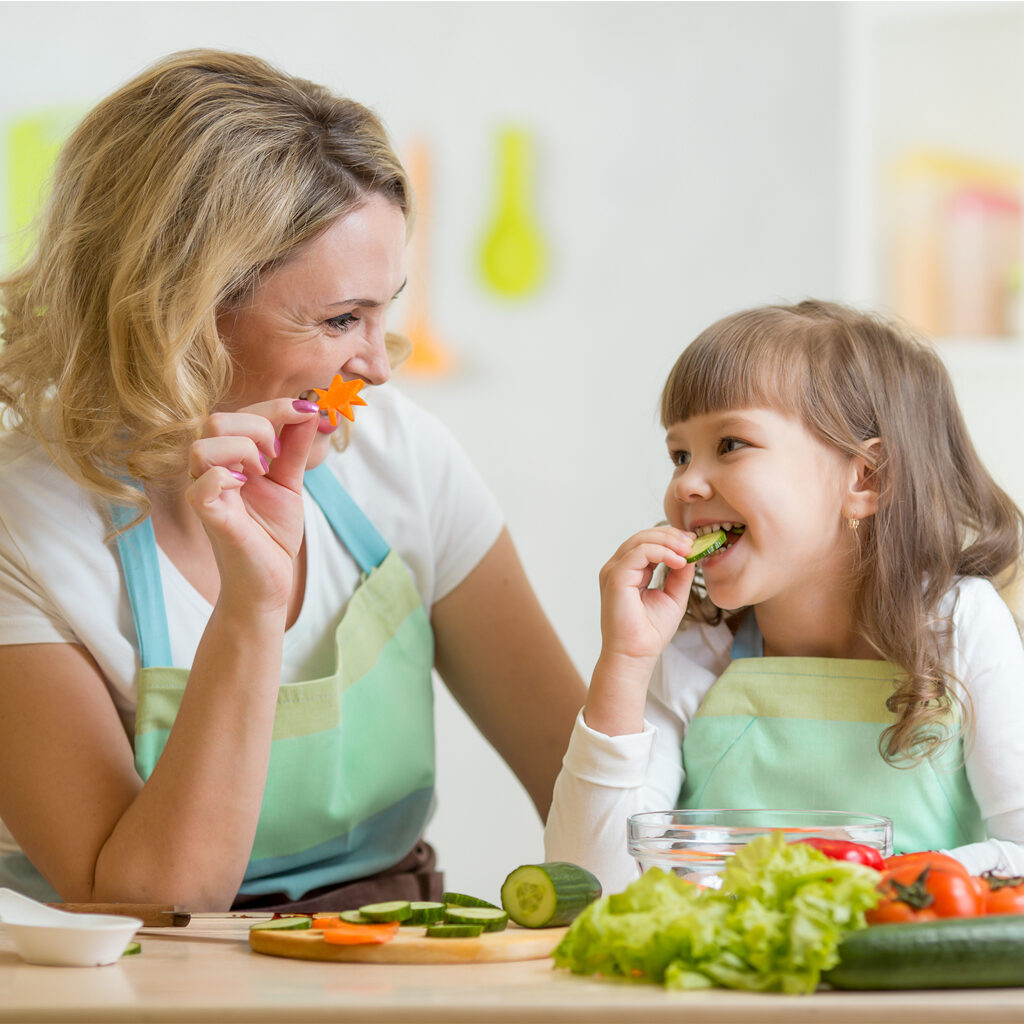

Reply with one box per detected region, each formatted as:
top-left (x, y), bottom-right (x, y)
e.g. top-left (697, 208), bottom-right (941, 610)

top-left (185, 399), bottom-right (320, 610)
top-left (584, 526), bottom-right (696, 737)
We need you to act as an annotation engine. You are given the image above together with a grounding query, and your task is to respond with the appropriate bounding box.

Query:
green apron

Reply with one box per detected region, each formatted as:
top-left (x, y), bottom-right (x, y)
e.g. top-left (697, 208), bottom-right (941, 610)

top-left (678, 612), bottom-right (984, 853)
top-left (112, 463), bottom-right (436, 900)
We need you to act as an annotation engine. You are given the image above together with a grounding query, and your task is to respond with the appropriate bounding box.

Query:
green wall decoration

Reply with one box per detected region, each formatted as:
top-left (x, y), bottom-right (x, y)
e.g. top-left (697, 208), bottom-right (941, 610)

top-left (4, 107), bottom-right (81, 269)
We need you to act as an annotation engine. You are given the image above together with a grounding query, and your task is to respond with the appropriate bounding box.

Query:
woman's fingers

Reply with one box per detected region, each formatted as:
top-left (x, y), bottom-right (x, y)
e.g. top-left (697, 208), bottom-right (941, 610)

top-left (189, 399), bottom-right (321, 486)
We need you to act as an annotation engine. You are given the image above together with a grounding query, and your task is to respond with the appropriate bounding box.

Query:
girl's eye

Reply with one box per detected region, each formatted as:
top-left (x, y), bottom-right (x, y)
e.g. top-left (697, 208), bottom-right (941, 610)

top-left (325, 313), bottom-right (358, 332)
top-left (720, 437), bottom-right (747, 455)
top-left (669, 450), bottom-right (690, 467)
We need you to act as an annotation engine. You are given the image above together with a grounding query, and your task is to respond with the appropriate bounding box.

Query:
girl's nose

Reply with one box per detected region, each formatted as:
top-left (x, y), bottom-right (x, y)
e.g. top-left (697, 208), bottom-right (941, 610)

top-left (673, 468), bottom-right (713, 503)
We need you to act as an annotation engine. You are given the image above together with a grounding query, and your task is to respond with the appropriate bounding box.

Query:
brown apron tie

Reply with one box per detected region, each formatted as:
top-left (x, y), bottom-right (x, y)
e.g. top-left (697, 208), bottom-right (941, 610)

top-left (230, 840), bottom-right (442, 913)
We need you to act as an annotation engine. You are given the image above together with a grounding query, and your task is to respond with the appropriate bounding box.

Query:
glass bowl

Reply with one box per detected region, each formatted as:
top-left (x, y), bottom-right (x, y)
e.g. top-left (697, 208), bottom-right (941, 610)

top-left (627, 808), bottom-right (893, 887)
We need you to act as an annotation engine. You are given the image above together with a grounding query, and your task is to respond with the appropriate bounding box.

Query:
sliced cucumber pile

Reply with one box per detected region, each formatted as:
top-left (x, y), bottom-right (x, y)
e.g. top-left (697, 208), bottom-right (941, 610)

top-left (685, 529), bottom-right (726, 563)
top-left (500, 862), bottom-right (602, 928)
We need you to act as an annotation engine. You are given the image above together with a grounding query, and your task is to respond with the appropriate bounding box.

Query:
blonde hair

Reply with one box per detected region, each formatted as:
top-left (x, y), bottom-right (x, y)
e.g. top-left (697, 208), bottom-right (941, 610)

top-left (0, 49), bottom-right (412, 516)
top-left (661, 299), bottom-right (1024, 763)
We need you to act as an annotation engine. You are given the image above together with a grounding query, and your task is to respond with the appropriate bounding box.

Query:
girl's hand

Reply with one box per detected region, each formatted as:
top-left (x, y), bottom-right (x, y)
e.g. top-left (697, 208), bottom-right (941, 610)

top-left (598, 525), bottom-right (696, 665)
top-left (584, 526), bottom-right (696, 737)
top-left (185, 399), bottom-right (320, 610)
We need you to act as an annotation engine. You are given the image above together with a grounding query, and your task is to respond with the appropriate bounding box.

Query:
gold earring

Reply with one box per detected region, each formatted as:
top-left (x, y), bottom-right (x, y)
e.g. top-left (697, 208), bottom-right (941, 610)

top-left (848, 517), bottom-right (860, 531)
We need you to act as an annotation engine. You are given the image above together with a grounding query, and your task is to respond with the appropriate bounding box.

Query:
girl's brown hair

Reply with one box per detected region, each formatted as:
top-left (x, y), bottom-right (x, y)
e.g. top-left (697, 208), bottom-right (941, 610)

top-left (661, 299), bottom-right (1023, 763)
top-left (0, 49), bottom-right (411, 516)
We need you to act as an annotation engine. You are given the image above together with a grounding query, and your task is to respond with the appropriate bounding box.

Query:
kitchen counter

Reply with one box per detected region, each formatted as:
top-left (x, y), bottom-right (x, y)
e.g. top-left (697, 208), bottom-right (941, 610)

top-left (3, 918), bottom-right (1024, 1023)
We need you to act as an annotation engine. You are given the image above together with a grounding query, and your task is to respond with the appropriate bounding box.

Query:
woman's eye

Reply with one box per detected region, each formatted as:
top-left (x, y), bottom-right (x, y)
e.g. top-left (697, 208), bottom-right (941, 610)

top-left (325, 313), bottom-right (358, 332)
top-left (720, 437), bottom-right (747, 454)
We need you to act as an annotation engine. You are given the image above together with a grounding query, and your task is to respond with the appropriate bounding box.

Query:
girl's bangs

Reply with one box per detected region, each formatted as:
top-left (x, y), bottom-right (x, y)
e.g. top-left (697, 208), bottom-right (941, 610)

top-left (661, 315), bottom-right (807, 426)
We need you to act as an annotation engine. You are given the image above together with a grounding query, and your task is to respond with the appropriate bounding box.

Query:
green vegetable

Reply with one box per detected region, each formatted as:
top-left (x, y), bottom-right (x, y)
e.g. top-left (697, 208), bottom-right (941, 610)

top-left (443, 905), bottom-right (509, 932)
top-left (686, 530), bottom-right (726, 563)
top-left (501, 862), bottom-right (602, 928)
top-left (553, 832), bottom-right (880, 994)
top-left (406, 901), bottom-right (446, 925)
top-left (358, 900), bottom-right (413, 923)
top-left (426, 923), bottom-right (485, 938)
top-left (442, 891), bottom-right (500, 910)
top-left (824, 915), bottom-right (1024, 990)
top-left (249, 916), bottom-right (313, 931)
top-left (339, 910), bottom-right (372, 925)
top-left (122, 941), bottom-right (142, 956)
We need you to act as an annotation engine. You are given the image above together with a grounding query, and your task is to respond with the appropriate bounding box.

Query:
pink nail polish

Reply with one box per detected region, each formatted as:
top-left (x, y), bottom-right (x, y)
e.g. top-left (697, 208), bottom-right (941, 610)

top-left (259, 453), bottom-right (270, 472)
top-left (231, 471), bottom-right (247, 483)
top-left (274, 437), bottom-right (281, 456)
top-left (292, 399), bottom-right (319, 413)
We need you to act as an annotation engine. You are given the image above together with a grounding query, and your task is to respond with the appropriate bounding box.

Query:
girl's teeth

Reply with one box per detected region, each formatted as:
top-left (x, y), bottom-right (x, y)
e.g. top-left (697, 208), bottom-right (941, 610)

top-left (695, 522), bottom-right (742, 536)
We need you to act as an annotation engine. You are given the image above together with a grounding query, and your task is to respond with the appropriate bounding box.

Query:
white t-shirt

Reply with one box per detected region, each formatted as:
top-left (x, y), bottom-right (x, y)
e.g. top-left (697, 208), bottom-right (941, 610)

top-left (545, 577), bottom-right (1024, 893)
top-left (0, 384), bottom-right (503, 858)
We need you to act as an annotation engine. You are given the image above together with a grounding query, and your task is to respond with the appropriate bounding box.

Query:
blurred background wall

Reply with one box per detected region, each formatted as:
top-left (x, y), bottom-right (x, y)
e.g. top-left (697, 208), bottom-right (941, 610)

top-left (1, 1), bottom-right (1021, 901)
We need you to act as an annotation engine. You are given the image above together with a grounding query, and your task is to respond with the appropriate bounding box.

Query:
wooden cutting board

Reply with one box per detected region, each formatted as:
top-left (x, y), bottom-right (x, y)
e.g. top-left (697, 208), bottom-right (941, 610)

top-left (249, 924), bottom-right (568, 964)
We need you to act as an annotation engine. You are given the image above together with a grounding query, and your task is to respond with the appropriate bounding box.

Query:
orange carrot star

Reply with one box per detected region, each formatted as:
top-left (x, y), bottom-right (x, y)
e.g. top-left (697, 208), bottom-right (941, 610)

top-left (313, 375), bottom-right (368, 426)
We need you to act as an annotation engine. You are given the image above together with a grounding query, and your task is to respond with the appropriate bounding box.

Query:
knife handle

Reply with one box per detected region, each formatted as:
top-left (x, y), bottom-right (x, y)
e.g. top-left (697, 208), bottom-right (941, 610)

top-left (48, 902), bottom-right (190, 927)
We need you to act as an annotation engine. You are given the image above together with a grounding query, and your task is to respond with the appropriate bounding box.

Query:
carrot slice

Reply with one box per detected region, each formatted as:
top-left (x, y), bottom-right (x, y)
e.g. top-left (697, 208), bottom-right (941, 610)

top-left (320, 920), bottom-right (400, 945)
top-left (313, 375), bottom-right (368, 426)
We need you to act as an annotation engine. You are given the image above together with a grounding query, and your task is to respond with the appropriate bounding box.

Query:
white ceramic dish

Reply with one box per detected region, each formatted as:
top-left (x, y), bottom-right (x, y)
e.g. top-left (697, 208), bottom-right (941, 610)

top-left (0, 888), bottom-right (142, 966)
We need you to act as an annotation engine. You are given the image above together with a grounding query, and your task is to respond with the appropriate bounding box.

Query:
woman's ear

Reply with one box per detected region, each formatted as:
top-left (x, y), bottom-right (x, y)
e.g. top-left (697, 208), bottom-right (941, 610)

top-left (845, 437), bottom-right (882, 521)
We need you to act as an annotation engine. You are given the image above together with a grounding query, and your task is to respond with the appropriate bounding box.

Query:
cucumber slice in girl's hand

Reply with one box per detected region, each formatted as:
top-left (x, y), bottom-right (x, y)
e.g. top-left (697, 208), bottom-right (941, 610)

top-left (686, 529), bottom-right (726, 563)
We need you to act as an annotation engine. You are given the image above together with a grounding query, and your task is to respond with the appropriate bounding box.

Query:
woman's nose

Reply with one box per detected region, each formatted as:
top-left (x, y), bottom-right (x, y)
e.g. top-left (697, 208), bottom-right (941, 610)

top-left (348, 317), bottom-right (392, 386)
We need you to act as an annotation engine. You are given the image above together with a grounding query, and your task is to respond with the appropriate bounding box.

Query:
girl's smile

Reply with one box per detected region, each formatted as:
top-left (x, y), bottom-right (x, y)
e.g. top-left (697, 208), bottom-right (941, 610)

top-left (664, 407), bottom-right (861, 621)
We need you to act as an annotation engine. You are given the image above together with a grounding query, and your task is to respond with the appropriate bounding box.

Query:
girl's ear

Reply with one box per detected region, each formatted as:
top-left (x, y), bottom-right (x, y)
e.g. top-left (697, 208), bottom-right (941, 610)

top-left (845, 437), bottom-right (882, 521)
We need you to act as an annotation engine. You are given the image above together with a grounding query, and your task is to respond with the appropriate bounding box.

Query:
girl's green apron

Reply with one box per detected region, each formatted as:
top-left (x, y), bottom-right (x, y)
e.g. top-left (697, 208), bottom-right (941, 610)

top-left (678, 612), bottom-right (985, 852)
top-left (113, 463), bottom-right (436, 901)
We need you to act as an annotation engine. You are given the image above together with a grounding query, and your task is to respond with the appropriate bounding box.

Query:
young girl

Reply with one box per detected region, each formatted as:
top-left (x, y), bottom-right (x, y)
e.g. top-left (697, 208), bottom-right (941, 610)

top-left (545, 300), bottom-right (1024, 893)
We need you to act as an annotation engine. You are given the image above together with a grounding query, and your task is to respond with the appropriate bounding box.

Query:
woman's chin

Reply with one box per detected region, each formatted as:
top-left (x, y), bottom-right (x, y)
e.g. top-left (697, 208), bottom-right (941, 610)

top-left (305, 431), bottom-right (333, 470)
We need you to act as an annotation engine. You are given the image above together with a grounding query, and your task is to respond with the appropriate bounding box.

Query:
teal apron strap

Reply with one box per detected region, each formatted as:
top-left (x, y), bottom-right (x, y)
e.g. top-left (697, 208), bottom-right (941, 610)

top-left (731, 610), bottom-right (763, 659)
top-left (111, 504), bottom-right (173, 670)
top-left (303, 464), bottom-right (389, 573)
top-left (112, 466), bottom-right (390, 668)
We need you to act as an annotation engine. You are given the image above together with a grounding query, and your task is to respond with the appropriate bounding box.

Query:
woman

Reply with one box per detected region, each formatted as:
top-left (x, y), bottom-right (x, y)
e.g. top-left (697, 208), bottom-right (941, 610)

top-left (0, 50), bottom-right (584, 911)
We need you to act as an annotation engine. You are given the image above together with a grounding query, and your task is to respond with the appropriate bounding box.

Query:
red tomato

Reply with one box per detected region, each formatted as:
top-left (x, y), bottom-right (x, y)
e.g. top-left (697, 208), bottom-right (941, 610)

top-left (793, 837), bottom-right (885, 870)
top-left (980, 873), bottom-right (1024, 915)
top-left (866, 863), bottom-right (984, 924)
top-left (882, 851), bottom-right (971, 877)
top-left (866, 899), bottom-right (939, 925)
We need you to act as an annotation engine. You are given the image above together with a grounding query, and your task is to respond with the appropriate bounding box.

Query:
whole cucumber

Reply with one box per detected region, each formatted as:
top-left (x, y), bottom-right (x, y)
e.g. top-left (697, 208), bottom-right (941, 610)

top-left (824, 915), bottom-right (1024, 990)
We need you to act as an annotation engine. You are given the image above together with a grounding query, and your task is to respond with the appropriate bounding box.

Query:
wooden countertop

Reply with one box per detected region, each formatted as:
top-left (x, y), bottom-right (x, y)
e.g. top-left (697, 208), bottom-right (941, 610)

top-left (3, 917), bottom-right (1024, 1023)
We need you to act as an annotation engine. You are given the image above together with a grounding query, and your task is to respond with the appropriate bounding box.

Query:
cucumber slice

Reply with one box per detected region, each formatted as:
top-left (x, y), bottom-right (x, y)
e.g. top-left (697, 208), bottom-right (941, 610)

top-left (500, 862), bottom-right (602, 928)
top-left (358, 900), bottom-right (413, 923)
top-left (122, 941), bottom-right (142, 956)
top-left (426, 923), bottom-right (485, 938)
top-left (339, 910), bottom-right (372, 925)
top-left (405, 901), bottom-right (446, 925)
top-left (443, 906), bottom-right (509, 932)
top-left (685, 529), bottom-right (726, 563)
top-left (249, 916), bottom-right (313, 931)
top-left (442, 890), bottom-right (500, 910)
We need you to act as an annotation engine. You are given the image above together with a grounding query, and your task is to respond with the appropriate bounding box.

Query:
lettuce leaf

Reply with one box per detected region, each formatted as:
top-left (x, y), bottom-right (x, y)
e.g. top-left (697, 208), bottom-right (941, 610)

top-left (552, 832), bottom-right (880, 994)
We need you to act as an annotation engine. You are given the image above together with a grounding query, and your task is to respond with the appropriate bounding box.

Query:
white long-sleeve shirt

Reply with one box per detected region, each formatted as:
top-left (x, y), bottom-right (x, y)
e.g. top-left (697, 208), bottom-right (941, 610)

top-left (545, 576), bottom-right (1024, 893)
